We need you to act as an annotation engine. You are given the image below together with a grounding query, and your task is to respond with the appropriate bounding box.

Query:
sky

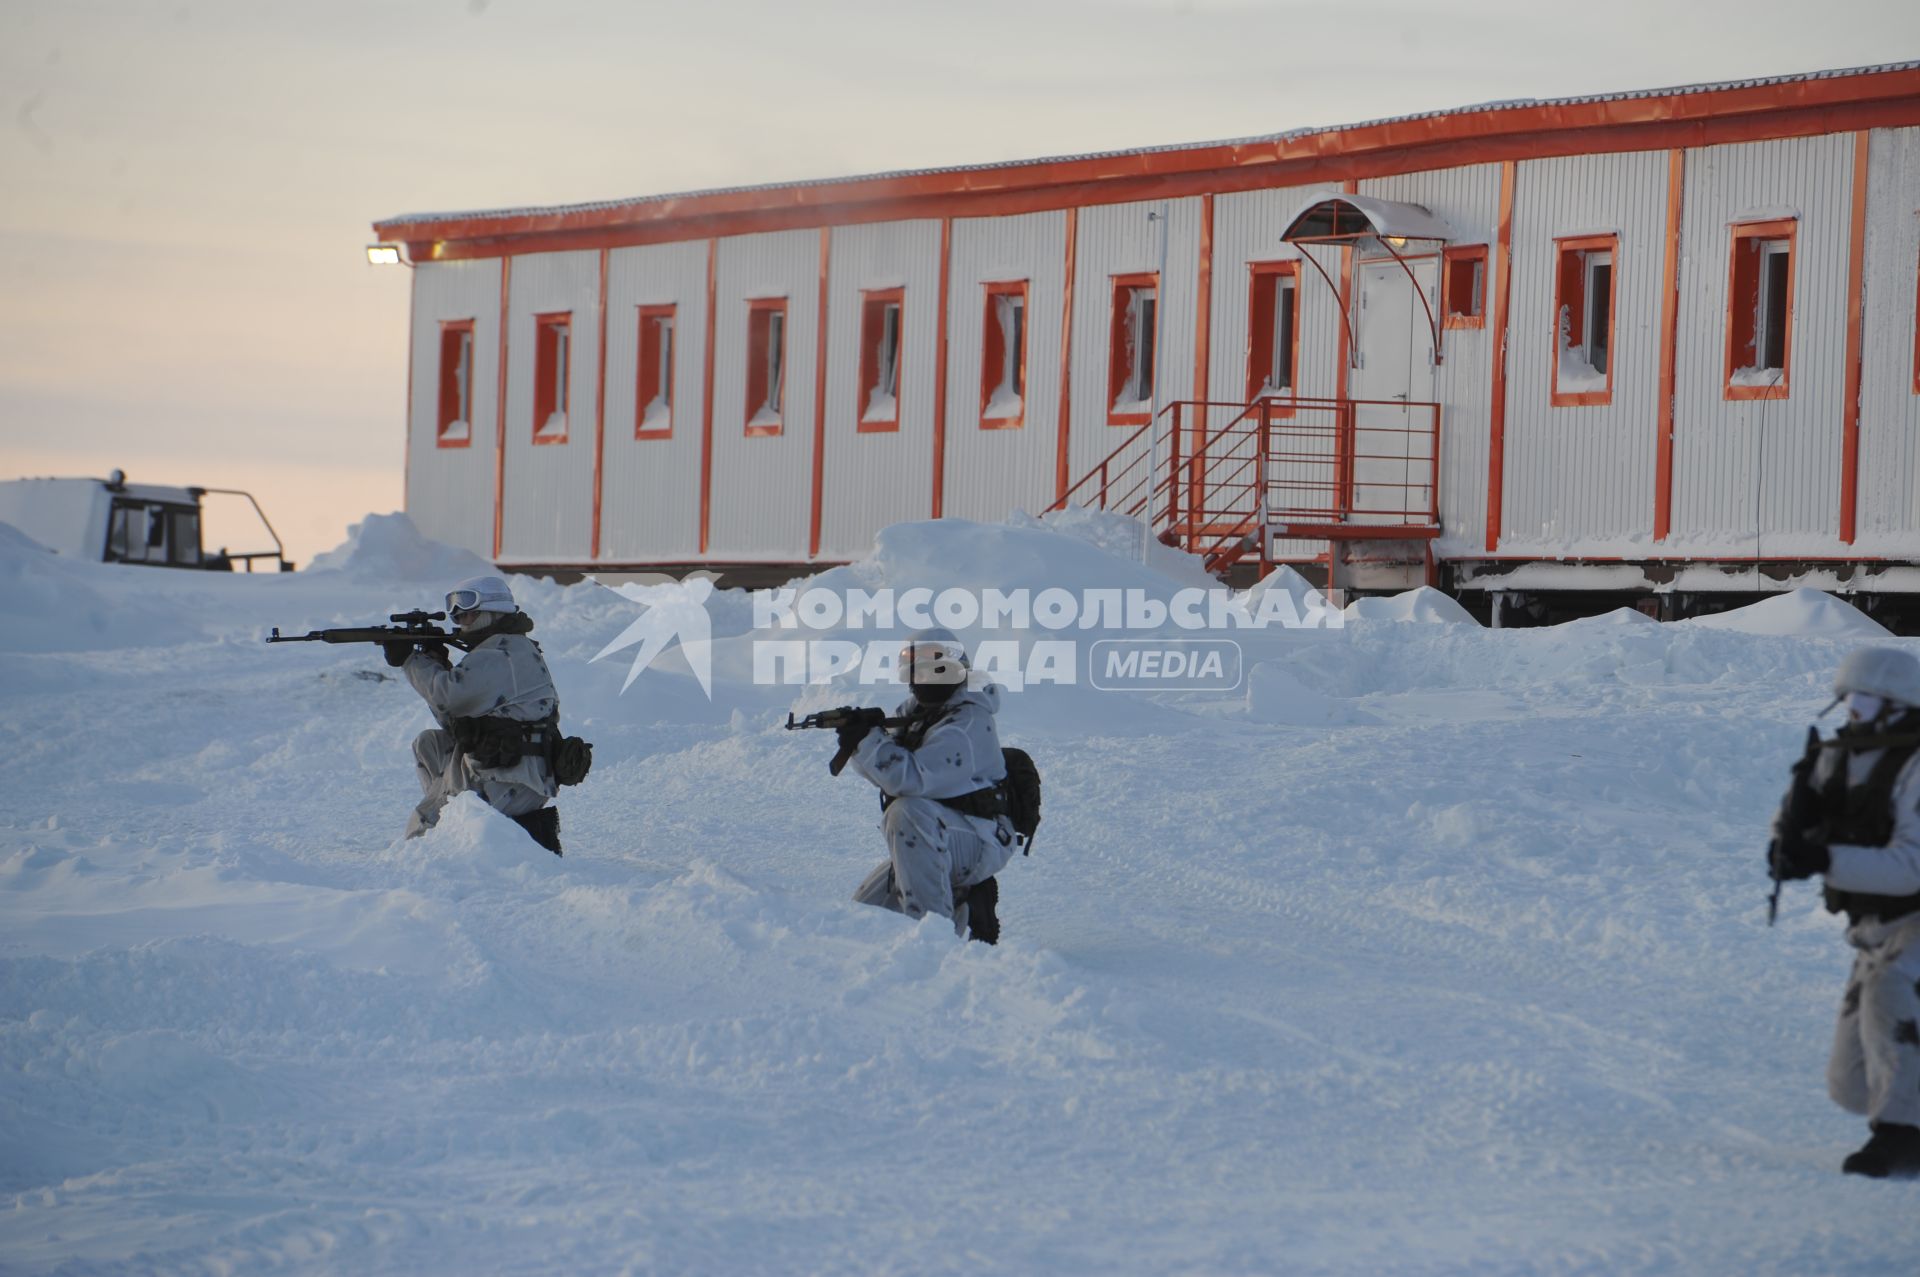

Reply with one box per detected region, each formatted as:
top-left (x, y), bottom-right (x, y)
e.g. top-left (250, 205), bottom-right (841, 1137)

top-left (2, 0), bottom-right (1917, 565)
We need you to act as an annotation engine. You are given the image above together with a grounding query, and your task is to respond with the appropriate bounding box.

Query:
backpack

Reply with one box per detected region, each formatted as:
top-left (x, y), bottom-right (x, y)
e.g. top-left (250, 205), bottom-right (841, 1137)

top-left (1000, 746), bottom-right (1043, 854)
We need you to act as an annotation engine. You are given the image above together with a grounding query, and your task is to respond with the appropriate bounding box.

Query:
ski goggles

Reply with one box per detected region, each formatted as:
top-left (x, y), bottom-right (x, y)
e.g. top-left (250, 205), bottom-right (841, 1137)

top-left (446, 588), bottom-right (484, 613)
top-left (1846, 691), bottom-right (1885, 722)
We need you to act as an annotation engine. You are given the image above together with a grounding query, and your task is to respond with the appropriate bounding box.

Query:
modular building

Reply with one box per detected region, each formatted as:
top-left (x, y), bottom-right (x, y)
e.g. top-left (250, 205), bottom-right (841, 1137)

top-left (373, 62), bottom-right (1920, 621)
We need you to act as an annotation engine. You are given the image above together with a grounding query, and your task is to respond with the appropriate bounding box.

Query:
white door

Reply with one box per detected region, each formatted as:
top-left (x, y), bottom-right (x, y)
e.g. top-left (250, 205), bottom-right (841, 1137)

top-left (1349, 258), bottom-right (1436, 525)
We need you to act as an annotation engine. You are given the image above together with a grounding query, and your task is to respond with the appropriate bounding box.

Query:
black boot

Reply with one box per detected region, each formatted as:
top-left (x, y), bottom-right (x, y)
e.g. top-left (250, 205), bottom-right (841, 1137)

top-left (962, 877), bottom-right (1000, 945)
top-left (511, 806), bottom-right (562, 856)
top-left (1842, 1122), bottom-right (1920, 1178)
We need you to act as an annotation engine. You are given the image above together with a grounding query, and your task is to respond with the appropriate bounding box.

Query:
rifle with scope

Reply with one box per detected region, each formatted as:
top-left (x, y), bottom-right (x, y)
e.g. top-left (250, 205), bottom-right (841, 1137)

top-left (265, 609), bottom-right (472, 653)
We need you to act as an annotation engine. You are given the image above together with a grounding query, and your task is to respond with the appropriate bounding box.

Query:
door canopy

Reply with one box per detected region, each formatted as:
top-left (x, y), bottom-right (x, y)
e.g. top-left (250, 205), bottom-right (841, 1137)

top-left (1280, 194), bottom-right (1453, 247)
top-left (1280, 195), bottom-right (1454, 368)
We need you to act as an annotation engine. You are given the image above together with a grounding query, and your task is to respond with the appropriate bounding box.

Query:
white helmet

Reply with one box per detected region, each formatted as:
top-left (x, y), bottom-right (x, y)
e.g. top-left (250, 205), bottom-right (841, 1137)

top-left (899, 626), bottom-right (968, 701)
top-left (445, 574), bottom-right (517, 617)
top-left (1832, 647), bottom-right (1920, 710)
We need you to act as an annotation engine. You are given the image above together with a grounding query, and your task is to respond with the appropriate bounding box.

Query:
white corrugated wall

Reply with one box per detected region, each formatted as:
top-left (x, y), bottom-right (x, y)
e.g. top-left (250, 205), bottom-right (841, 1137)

top-left (1856, 126), bottom-right (1920, 553)
top-left (818, 220), bottom-right (943, 561)
top-left (1210, 183), bottom-right (1347, 556)
top-left (708, 229), bottom-right (820, 561)
top-left (407, 259), bottom-right (501, 559)
top-left (1668, 133), bottom-right (1855, 557)
top-left (1361, 165), bottom-right (1503, 557)
top-left (942, 210), bottom-right (1071, 525)
top-left (500, 250), bottom-right (600, 562)
top-left (600, 240), bottom-right (708, 563)
top-left (1064, 198), bottom-right (1202, 520)
top-left (1497, 150), bottom-right (1669, 554)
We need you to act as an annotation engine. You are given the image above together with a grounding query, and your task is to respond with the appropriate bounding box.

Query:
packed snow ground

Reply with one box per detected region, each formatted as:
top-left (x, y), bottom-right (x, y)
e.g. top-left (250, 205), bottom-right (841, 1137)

top-left (3, 513), bottom-right (1918, 1276)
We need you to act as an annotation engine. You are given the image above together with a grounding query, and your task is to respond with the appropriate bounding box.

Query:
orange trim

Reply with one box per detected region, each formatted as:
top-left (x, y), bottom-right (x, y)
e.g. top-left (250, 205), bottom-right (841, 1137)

top-left (1840, 132), bottom-right (1870, 544)
top-left (590, 249), bottom-right (609, 558)
top-left (1106, 271), bottom-right (1158, 426)
top-left (1485, 161), bottom-right (1516, 553)
top-left (379, 67), bottom-right (1920, 256)
top-left (492, 257), bottom-right (511, 559)
top-left (980, 280), bottom-right (1028, 429)
top-left (1654, 149), bottom-right (1685, 542)
top-left (697, 239), bottom-right (717, 556)
top-left (1723, 217), bottom-right (1797, 401)
top-left (1054, 208), bottom-right (1077, 500)
top-left (855, 286), bottom-right (905, 433)
top-left (1549, 233), bottom-right (1619, 408)
top-left (531, 312), bottom-right (572, 445)
top-left (1190, 194), bottom-right (1214, 527)
top-left (1441, 245), bottom-right (1488, 330)
top-left (435, 319), bottom-right (476, 449)
top-left (931, 217), bottom-right (952, 515)
top-left (744, 297), bottom-right (788, 437)
top-left (634, 303), bottom-right (677, 440)
top-left (1914, 237), bottom-right (1920, 396)
top-left (1246, 260), bottom-right (1303, 415)
top-left (808, 227), bottom-right (831, 557)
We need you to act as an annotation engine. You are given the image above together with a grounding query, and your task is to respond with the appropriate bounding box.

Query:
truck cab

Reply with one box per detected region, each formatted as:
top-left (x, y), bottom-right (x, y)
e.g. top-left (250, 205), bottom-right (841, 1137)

top-left (0, 470), bottom-right (293, 571)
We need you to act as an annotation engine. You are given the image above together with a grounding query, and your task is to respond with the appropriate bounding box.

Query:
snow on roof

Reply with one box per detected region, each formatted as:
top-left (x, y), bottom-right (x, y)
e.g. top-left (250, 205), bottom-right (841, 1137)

top-left (375, 60), bottom-right (1920, 234)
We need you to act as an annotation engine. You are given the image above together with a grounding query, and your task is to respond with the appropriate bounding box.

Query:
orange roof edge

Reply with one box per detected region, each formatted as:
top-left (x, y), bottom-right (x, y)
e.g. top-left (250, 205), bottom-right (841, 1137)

top-left (374, 62), bottom-right (1920, 251)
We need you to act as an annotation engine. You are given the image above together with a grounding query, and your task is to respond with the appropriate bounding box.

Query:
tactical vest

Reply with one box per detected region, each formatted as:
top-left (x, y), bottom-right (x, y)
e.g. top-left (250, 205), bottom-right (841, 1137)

top-left (885, 700), bottom-right (1011, 823)
top-left (1821, 718), bottom-right (1920, 923)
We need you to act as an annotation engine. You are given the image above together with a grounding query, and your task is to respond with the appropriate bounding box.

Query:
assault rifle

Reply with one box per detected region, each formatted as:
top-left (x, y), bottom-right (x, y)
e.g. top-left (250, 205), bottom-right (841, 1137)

top-left (1767, 726), bottom-right (1825, 926)
top-left (785, 706), bottom-right (919, 776)
top-left (266, 609), bottom-right (472, 653)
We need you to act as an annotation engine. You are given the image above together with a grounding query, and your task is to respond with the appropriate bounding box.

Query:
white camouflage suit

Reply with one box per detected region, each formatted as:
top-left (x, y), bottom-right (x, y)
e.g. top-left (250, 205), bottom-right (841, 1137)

top-left (847, 683), bottom-right (1016, 933)
top-left (402, 617), bottom-right (560, 837)
top-left (1796, 743), bottom-right (1920, 1129)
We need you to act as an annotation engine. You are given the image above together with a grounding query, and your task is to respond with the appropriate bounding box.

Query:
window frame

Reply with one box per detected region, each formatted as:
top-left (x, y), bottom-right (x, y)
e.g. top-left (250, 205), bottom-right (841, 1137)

top-left (1723, 218), bottom-right (1797, 402)
top-left (980, 280), bottom-right (1029, 430)
top-left (436, 319), bottom-right (476, 449)
top-left (635, 303), bottom-right (676, 440)
top-left (1912, 242), bottom-right (1920, 395)
top-left (1245, 260), bottom-right (1303, 414)
top-left (744, 297), bottom-right (788, 437)
top-left (1550, 234), bottom-right (1619, 408)
top-left (1107, 272), bottom-right (1160, 427)
top-left (1442, 245), bottom-right (1488, 330)
top-left (856, 287), bottom-right (905, 434)
top-left (532, 312), bottom-right (572, 445)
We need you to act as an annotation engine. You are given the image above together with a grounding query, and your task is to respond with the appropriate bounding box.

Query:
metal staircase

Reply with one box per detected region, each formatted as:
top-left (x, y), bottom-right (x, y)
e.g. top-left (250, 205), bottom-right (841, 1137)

top-left (1046, 397), bottom-right (1443, 583)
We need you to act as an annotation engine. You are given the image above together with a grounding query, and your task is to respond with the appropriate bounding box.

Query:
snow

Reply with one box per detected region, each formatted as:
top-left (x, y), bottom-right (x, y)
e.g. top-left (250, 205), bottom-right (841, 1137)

top-left (640, 396), bottom-right (669, 431)
top-left (5, 514), bottom-right (1920, 1274)
top-left (1730, 365), bottom-right (1788, 389)
top-left (1343, 585), bottom-right (1478, 625)
top-left (1557, 339), bottom-right (1608, 393)
top-left (861, 388), bottom-right (898, 423)
top-left (1684, 587), bottom-right (1891, 638)
top-left (982, 384), bottom-right (1023, 421)
top-left (439, 418), bottom-right (471, 443)
top-left (534, 410), bottom-right (568, 440)
top-left (747, 404), bottom-right (783, 430)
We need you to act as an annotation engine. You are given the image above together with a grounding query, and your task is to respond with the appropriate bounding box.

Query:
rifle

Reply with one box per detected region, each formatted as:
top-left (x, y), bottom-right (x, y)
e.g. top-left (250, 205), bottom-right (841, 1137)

top-left (266, 609), bottom-right (472, 653)
top-left (785, 707), bottom-right (917, 776)
top-left (1767, 725), bottom-right (1825, 926)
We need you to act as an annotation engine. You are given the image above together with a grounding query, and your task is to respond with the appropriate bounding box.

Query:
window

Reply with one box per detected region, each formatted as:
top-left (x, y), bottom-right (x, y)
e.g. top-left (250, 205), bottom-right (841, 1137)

top-left (104, 501), bottom-right (198, 566)
top-left (858, 288), bottom-right (904, 432)
top-left (981, 281), bottom-right (1027, 429)
top-left (1551, 235), bottom-right (1617, 407)
top-left (1108, 273), bottom-right (1158, 425)
top-left (745, 299), bottom-right (787, 436)
top-left (436, 320), bottom-right (475, 447)
top-left (636, 304), bottom-right (675, 438)
top-left (1246, 261), bottom-right (1301, 406)
top-left (1443, 246), bottom-right (1488, 329)
top-left (1726, 219), bottom-right (1795, 401)
top-left (533, 313), bottom-right (571, 443)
